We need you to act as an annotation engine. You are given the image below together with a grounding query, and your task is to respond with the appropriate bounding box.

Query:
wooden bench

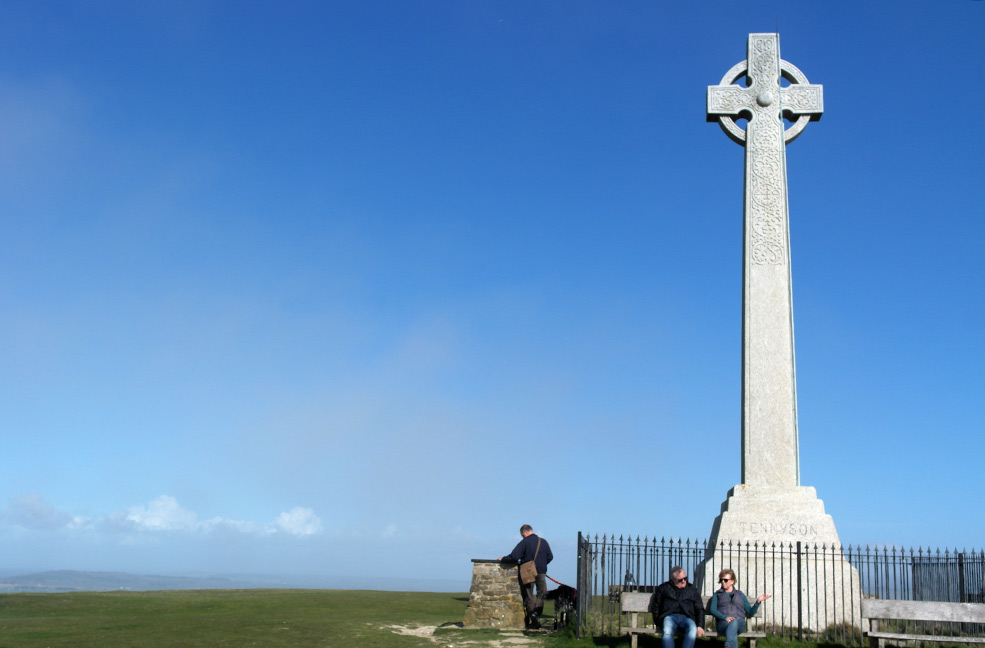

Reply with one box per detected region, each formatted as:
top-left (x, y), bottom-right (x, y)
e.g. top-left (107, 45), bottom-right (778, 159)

top-left (861, 598), bottom-right (985, 648)
top-left (611, 584), bottom-right (655, 602)
top-left (620, 592), bottom-right (765, 648)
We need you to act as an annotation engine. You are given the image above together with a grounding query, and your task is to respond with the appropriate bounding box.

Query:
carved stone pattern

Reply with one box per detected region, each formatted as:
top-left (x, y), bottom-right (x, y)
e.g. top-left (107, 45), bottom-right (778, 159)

top-left (709, 86), bottom-right (749, 112)
top-left (780, 86), bottom-right (822, 112)
top-left (748, 36), bottom-right (786, 266)
top-left (748, 122), bottom-right (786, 265)
top-left (750, 36), bottom-right (777, 84)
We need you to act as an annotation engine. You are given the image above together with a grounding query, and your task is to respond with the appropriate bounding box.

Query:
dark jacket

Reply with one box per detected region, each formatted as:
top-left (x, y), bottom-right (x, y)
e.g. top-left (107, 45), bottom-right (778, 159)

top-left (649, 579), bottom-right (705, 627)
top-left (502, 534), bottom-right (553, 574)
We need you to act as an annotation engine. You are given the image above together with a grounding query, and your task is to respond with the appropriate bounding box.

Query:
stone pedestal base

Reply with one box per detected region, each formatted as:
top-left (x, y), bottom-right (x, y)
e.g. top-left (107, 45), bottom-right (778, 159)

top-left (463, 559), bottom-right (525, 629)
top-left (695, 484), bottom-right (862, 633)
top-left (706, 484), bottom-right (842, 546)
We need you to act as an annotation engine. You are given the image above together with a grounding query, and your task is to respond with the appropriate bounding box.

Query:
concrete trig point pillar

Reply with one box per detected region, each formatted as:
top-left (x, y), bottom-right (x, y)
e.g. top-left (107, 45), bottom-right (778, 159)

top-left (697, 34), bottom-right (860, 632)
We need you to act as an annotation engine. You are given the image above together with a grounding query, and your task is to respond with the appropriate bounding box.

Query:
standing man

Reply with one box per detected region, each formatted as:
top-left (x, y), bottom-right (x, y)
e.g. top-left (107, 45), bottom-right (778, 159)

top-left (649, 566), bottom-right (706, 648)
top-left (499, 524), bottom-right (553, 629)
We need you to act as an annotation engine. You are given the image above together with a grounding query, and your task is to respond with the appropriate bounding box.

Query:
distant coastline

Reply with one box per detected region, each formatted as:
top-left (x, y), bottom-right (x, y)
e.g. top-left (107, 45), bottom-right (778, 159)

top-left (0, 570), bottom-right (466, 593)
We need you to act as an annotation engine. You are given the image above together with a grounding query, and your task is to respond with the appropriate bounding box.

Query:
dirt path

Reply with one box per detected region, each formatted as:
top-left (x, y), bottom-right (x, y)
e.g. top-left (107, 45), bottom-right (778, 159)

top-left (384, 624), bottom-right (545, 648)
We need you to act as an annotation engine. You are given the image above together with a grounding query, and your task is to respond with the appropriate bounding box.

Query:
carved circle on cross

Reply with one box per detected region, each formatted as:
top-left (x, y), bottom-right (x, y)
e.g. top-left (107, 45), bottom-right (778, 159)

top-left (715, 59), bottom-right (815, 145)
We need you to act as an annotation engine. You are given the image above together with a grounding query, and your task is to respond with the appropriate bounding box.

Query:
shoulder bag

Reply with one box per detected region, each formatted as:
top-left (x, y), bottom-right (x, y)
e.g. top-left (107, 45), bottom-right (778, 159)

top-left (519, 538), bottom-right (542, 585)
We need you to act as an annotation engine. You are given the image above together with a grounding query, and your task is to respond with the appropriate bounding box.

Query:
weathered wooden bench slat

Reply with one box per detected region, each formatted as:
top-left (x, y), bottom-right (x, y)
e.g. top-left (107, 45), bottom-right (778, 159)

top-left (620, 592), bottom-right (764, 648)
top-left (862, 599), bottom-right (985, 624)
top-left (868, 632), bottom-right (985, 644)
top-left (861, 598), bottom-right (985, 648)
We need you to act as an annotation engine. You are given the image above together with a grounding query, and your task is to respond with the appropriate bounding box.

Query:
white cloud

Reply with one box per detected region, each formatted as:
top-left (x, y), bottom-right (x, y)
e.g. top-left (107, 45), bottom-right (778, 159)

top-left (0, 494), bottom-right (74, 530)
top-left (2, 494), bottom-right (324, 543)
top-left (126, 495), bottom-right (198, 532)
top-left (275, 507), bottom-right (323, 537)
top-left (200, 517), bottom-right (275, 536)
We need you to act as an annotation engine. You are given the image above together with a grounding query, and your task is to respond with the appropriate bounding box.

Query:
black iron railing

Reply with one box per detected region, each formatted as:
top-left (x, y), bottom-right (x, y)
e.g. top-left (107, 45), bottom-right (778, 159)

top-left (575, 533), bottom-right (985, 645)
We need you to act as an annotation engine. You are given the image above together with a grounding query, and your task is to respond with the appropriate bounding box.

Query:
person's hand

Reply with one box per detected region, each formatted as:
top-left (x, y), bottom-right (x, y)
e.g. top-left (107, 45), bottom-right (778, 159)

top-left (697, 628), bottom-right (705, 637)
top-left (726, 617), bottom-right (735, 623)
top-left (757, 594), bottom-right (772, 603)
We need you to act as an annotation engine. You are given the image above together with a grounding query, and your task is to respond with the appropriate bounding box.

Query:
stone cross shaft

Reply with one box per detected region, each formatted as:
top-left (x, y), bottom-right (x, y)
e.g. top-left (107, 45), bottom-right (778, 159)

top-left (707, 34), bottom-right (823, 489)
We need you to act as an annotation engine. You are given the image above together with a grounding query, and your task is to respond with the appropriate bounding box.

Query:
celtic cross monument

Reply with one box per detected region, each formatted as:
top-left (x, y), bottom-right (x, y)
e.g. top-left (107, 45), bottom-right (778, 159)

top-left (696, 34), bottom-right (860, 630)
top-left (709, 33), bottom-right (822, 491)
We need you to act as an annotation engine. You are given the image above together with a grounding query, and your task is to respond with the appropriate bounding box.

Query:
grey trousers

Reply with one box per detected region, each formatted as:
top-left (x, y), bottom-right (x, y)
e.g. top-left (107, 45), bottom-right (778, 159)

top-left (521, 573), bottom-right (547, 613)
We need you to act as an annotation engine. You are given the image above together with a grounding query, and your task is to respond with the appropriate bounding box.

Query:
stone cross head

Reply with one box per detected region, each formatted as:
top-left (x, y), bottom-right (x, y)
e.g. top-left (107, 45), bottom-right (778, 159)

top-left (707, 33), bottom-right (823, 146)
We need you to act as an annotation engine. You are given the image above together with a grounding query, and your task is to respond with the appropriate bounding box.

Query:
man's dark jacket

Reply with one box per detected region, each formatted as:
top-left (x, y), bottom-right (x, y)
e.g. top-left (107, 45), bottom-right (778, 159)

top-left (502, 534), bottom-right (553, 574)
top-left (649, 579), bottom-right (705, 627)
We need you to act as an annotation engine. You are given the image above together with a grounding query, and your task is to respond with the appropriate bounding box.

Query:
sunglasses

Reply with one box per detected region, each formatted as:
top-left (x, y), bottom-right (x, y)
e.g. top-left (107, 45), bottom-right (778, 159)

top-left (675, 577), bottom-right (687, 584)
top-left (719, 578), bottom-right (732, 583)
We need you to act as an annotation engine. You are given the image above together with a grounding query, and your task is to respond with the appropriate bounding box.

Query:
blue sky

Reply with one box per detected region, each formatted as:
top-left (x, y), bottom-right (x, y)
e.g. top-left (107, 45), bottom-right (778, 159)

top-left (2, 1), bottom-right (983, 591)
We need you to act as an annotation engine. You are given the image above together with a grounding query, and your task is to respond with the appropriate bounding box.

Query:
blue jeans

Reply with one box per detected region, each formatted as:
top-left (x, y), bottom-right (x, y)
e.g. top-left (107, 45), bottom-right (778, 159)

top-left (662, 614), bottom-right (698, 648)
top-left (717, 618), bottom-right (746, 648)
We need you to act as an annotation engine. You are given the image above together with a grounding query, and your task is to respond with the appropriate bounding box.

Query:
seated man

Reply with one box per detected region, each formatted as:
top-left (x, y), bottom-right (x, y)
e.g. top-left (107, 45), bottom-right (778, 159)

top-left (649, 566), bottom-right (706, 648)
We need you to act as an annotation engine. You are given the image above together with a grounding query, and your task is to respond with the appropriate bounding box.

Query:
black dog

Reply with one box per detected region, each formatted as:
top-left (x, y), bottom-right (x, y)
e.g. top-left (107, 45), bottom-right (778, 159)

top-left (544, 584), bottom-right (577, 629)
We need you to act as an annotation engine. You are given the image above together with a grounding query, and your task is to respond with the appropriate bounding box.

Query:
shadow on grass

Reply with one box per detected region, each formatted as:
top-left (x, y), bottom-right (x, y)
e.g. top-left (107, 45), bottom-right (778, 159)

top-left (546, 635), bottom-right (854, 648)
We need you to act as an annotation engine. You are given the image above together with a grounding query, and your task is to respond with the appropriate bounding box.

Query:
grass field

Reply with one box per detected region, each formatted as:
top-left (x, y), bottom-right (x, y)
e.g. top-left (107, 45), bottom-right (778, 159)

top-left (0, 589), bottom-right (502, 648)
top-left (0, 589), bottom-right (857, 648)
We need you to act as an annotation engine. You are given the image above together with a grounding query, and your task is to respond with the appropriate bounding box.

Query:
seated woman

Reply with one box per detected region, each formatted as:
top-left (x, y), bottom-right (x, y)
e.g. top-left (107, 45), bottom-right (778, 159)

top-left (708, 569), bottom-right (771, 648)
